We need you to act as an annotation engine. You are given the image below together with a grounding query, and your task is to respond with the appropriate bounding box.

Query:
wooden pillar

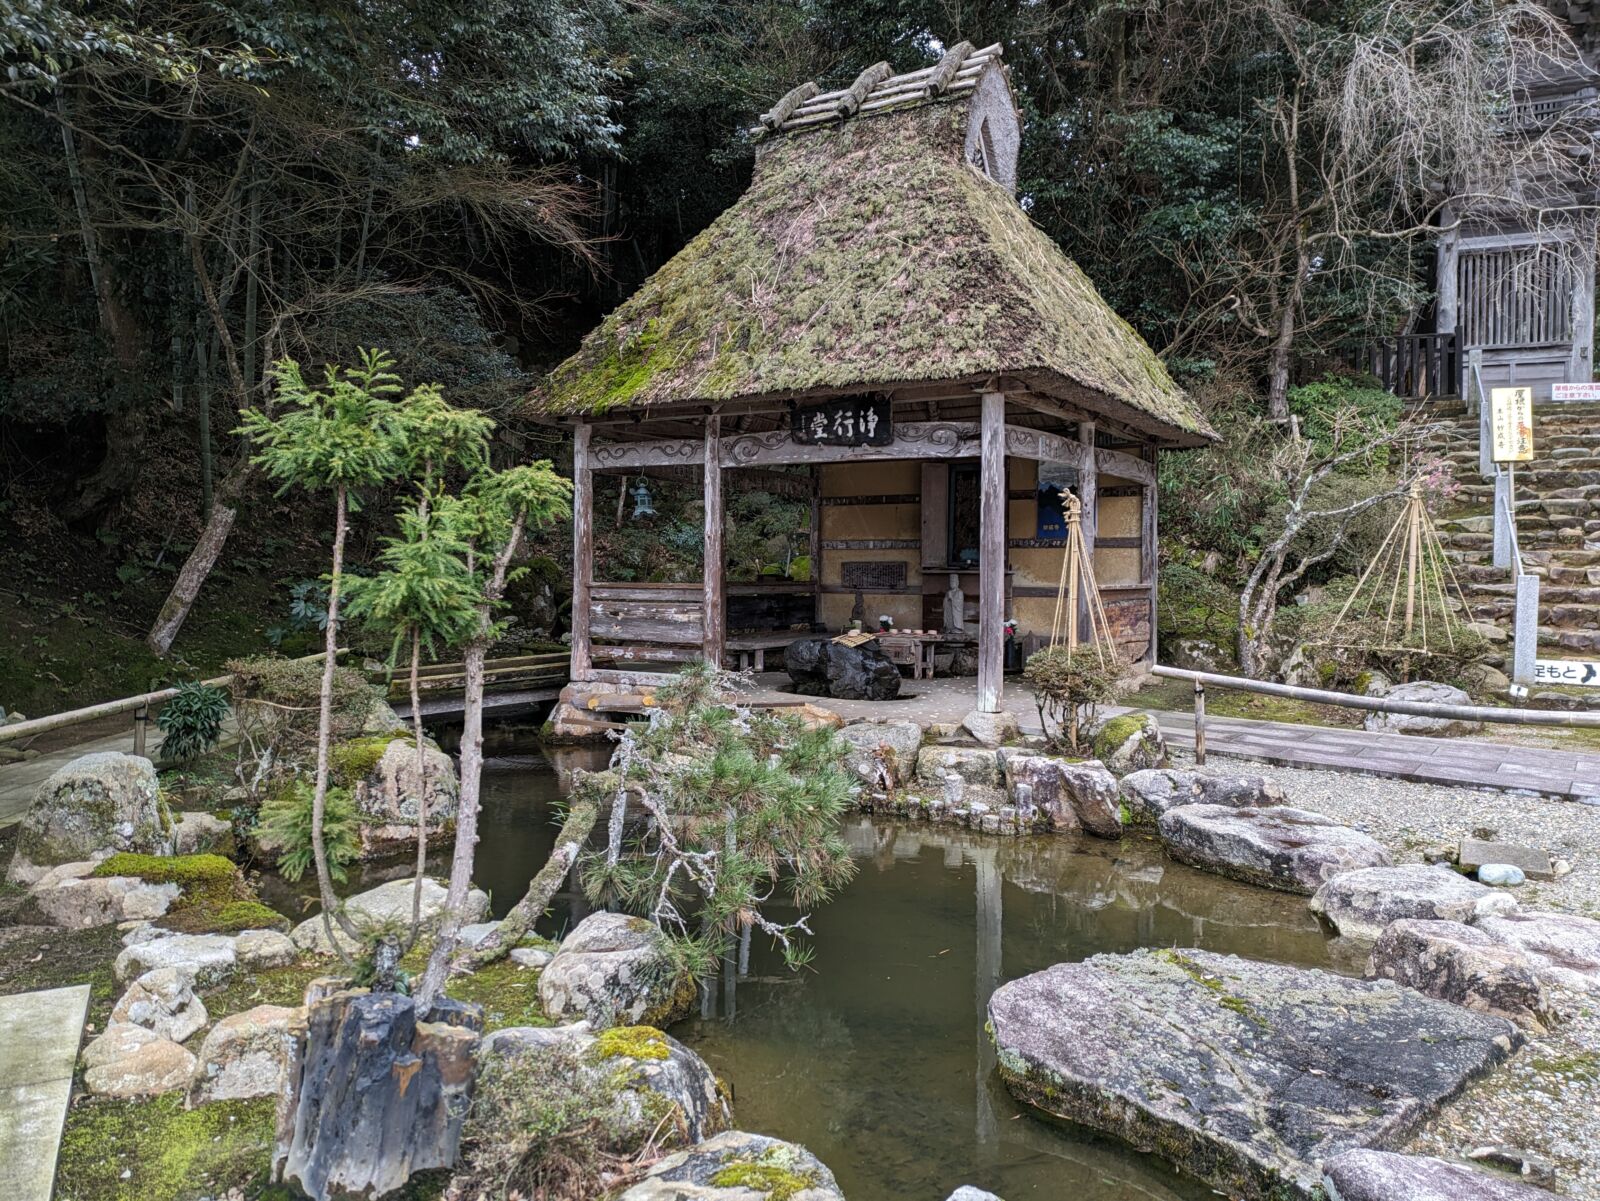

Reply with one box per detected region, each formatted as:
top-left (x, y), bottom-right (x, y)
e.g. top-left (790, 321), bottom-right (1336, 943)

top-left (703, 414), bottom-right (724, 667)
top-left (809, 466), bottom-right (822, 627)
top-left (977, 392), bottom-right (1006, 713)
top-left (1077, 421), bottom-right (1097, 641)
top-left (570, 423), bottom-right (593, 681)
top-left (1143, 467), bottom-right (1159, 666)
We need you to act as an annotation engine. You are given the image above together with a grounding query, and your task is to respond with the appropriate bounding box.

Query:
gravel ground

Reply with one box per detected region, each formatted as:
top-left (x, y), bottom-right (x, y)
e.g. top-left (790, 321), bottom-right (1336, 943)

top-left (1169, 749), bottom-right (1600, 1196)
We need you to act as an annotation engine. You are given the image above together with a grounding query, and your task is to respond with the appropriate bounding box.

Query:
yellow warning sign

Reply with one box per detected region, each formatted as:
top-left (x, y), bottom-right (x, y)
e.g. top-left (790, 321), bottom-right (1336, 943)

top-left (1489, 387), bottom-right (1533, 463)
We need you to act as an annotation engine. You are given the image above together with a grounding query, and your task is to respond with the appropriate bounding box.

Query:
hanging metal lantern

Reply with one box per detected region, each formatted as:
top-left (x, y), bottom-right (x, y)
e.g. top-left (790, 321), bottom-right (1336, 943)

top-left (630, 478), bottom-right (657, 520)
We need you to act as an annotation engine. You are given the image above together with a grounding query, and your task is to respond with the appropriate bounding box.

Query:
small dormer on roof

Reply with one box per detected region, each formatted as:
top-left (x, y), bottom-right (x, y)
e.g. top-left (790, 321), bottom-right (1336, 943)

top-left (752, 41), bottom-right (1020, 190)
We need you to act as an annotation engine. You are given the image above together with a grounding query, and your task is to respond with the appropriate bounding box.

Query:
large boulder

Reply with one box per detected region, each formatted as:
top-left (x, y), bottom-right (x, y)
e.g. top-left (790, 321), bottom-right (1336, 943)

top-left (82, 1021), bottom-right (162, 1071)
top-left (1164, 638), bottom-right (1233, 674)
top-left (1322, 1149), bottom-right (1561, 1201)
top-left (916, 746), bottom-right (1002, 790)
top-left (538, 912), bottom-right (694, 1030)
top-left (1363, 681), bottom-right (1484, 736)
top-left (988, 949), bottom-right (1522, 1201)
top-left (83, 1034), bottom-right (197, 1098)
top-left (6, 752), bottom-right (173, 884)
top-left (110, 967), bottom-right (208, 1043)
top-left (26, 861), bottom-right (179, 927)
top-left (1310, 865), bottom-right (1519, 943)
top-left (1158, 805), bottom-right (1391, 894)
top-left (1003, 755), bottom-right (1122, 837)
top-left (190, 1004), bottom-right (302, 1105)
top-left (115, 932), bottom-right (239, 986)
top-left (838, 720), bottom-right (924, 790)
top-left (348, 738), bottom-right (460, 857)
top-left (1474, 911), bottom-right (1600, 994)
top-left (785, 636), bottom-right (901, 700)
top-left (1366, 919), bottom-right (1556, 1033)
top-left (289, 876), bottom-right (489, 956)
top-left (172, 811), bottom-right (235, 856)
top-left (617, 1130), bottom-right (845, 1201)
top-left (483, 1022), bottom-right (730, 1147)
top-left (1088, 712), bottom-right (1168, 774)
top-left (1120, 769), bottom-right (1285, 827)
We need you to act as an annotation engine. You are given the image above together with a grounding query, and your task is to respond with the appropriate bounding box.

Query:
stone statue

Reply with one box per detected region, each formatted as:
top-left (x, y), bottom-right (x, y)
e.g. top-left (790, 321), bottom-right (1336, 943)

top-left (942, 573), bottom-right (967, 635)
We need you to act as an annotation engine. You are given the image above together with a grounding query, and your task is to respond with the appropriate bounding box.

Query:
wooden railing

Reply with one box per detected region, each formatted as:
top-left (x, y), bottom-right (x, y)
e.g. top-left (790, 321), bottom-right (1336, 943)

top-left (1341, 331), bottom-right (1460, 400)
top-left (1152, 665), bottom-right (1600, 764)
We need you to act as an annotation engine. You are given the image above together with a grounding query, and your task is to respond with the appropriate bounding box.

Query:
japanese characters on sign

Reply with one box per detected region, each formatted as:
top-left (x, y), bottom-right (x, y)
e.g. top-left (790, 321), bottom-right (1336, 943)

top-left (1035, 460), bottom-right (1081, 542)
top-left (1552, 382), bottom-right (1600, 402)
top-left (1533, 659), bottom-right (1600, 687)
top-left (1489, 387), bottom-right (1533, 463)
top-left (791, 395), bottom-right (893, 447)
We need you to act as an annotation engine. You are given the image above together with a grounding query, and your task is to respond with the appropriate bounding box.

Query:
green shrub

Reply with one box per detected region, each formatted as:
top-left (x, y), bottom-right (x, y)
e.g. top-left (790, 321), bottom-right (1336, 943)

top-left (257, 779), bottom-right (360, 883)
top-left (156, 683), bottom-right (231, 762)
top-left (1023, 646), bottom-right (1130, 752)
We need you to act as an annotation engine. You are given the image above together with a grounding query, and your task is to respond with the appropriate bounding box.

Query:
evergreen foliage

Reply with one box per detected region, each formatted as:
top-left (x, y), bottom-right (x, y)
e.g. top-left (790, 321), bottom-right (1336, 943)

top-left (257, 779), bottom-right (360, 884)
top-left (155, 682), bottom-right (230, 762)
top-left (579, 663), bottom-right (857, 978)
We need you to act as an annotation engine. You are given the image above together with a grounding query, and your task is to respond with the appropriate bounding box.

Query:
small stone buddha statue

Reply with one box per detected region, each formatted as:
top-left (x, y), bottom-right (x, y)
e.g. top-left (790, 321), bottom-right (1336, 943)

top-left (942, 573), bottom-right (967, 635)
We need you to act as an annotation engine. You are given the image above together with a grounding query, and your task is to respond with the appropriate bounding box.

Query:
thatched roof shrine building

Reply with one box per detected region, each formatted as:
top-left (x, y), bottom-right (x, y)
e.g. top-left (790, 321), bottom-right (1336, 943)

top-left (535, 40), bottom-right (1215, 718)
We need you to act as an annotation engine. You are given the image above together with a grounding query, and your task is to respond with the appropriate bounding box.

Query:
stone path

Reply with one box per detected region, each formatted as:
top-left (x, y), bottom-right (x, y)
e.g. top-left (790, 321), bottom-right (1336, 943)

top-left (1147, 708), bottom-right (1600, 802)
top-left (0, 984), bottom-right (90, 1201)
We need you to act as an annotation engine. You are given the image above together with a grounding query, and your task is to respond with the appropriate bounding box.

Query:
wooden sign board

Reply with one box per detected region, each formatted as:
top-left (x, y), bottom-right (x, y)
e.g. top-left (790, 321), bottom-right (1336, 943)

top-left (840, 560), bottom-right (907, 591)
top-left (1552, 381), bottom-right (1600, 401)
top-left (792, 396), bottom-right (892, 447)
top-left (1489, 387), bottom-right (1533, 462)
top-left (1533, 658), bottom-right (1600, 687)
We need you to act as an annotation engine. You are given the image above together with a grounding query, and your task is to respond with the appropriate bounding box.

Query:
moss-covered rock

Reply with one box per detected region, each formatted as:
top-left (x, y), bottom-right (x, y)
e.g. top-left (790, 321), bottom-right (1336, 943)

top-left (7, 752), bottom-right (173, 885)
top-left (617, 1130), bottom-right (843, 1200)
top-left (1088, 712), bottom-right (1167, 774)
top-left (92, 853), bottom-right (288, 935)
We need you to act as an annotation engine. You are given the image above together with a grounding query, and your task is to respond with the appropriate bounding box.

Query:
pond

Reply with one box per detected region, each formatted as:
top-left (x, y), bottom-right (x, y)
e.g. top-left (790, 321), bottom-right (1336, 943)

top-left (268, 737), bottom-right (1341, 1200)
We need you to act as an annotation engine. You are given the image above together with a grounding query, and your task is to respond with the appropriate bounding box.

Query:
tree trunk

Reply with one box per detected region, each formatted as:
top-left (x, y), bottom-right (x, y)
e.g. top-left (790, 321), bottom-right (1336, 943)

top-left (416, 640), bottom-right (487, 1006)
top-left (466, 794), bottom-right (599, 967)
top-left (404, 630), bottom-right (429, 953)
top-left (312, 486), bottom-right (361, 954)
top-left (146, 459), bottom-right (252, 656)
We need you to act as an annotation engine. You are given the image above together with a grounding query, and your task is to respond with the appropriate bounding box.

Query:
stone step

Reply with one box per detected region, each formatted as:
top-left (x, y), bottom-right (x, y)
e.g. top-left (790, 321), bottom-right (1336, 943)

top-left (1470, 598), bottom-right (1600, 627)
top-left (1463, 582), bottom-right (1600, 604)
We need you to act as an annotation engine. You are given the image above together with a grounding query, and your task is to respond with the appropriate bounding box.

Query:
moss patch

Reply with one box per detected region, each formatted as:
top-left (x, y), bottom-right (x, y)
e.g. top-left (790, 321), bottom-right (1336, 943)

top-left (92, 853), bottom-right (286, 935)
top-left (708, 1149), bottom-right (819, 1201)
top-left (199, 958), bottom-right (324, 1019)
top-left (55, 1094), bottom-right (275, 1201)
top-left (444, 956), bottom-right (553, 1032)
top-left (330, 734), bottom-right (400, 786)
top-left (590, 1025), bottom-right (671, 1062)
top-left (0, 923), bottom-right (124, 1026)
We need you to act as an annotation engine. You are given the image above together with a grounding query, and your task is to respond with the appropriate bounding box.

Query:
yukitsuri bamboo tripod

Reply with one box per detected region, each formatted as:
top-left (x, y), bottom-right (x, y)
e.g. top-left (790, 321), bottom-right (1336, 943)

top-left (1325, 480), bottom-right (1473, 657)
top-left (1047, 494), bottom-right (1120, 747)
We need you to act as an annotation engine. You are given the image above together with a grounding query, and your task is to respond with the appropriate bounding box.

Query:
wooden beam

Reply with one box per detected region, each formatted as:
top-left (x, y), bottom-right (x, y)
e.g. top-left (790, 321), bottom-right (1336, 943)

top-left (978, 392), bottom-right (1006, 713)
top-left (809, 467), bottom-right (822, 626)
top-left (591, 439), bottom-right (705, 471)
top-left (1094, 444), bottom-right (1156, 485)
top-left (571, 423), bottom-right (594, 682)
top-left (721, 422), bottom-right (979, 466)
top-left (703, 414), bottom-right (724, 667)
top-left (1002, 424), bottom-right (1091, 467)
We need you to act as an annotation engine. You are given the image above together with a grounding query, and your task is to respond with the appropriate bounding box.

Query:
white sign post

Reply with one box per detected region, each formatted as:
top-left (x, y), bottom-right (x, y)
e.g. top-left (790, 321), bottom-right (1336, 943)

top-left (1533, 659), bottom-right (1600, 688)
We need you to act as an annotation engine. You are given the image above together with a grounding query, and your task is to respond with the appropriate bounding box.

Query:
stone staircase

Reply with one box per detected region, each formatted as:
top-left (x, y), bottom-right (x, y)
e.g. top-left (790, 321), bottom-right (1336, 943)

top-left (1426, 399), bottom-right (1600, 654)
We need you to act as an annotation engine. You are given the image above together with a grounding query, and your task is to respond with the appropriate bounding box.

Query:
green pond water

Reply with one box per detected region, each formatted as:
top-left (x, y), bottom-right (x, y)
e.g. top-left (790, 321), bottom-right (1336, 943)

top-left (268, 738), bottom-right (1342, 1200)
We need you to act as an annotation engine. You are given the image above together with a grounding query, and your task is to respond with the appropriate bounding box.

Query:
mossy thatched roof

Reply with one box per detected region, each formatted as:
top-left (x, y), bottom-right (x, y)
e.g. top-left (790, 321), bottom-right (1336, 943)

top-left (532, 70), bottom-right (1213, 445)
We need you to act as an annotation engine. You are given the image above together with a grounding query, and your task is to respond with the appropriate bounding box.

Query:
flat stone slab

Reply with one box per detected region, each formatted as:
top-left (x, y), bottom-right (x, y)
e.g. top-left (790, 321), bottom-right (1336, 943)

top-left (988, 949), bottom-right (1522, 1201)
top-left (1158, 805), bottom-right (1391, 894)
top-left (1322, 1149), bottom-right (1561, 1200)
top-left (1459, 839), bottom-right (1555, 881)
top-left (0, 984), bottom-right (90, 1201)
top-left (1309, 865), bottom-right (1518, 943)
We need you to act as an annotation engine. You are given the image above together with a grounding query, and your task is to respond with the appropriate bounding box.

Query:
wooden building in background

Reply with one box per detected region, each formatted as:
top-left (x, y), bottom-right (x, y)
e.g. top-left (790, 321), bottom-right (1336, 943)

top-left (529, 42), bottom-right (1215, 718)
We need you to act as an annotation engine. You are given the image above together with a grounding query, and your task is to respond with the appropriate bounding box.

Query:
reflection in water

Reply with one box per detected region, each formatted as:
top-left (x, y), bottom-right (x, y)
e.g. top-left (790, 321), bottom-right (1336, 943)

top-left (678, 818), bottom-right (1336, 1201)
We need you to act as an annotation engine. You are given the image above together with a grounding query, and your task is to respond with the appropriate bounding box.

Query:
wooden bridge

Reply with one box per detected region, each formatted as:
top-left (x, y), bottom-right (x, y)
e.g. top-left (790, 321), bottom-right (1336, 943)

top-left (0, 651), bottom-right (572, 826)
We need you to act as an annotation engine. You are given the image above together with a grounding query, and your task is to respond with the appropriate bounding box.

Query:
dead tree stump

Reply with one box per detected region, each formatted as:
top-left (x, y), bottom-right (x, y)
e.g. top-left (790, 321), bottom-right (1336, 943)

top-left (274, 987), bottom-right (482, 1200)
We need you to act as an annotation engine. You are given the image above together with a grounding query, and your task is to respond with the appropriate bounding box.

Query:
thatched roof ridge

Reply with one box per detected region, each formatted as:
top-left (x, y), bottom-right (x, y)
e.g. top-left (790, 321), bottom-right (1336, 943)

top-left (532, 59), bottom-right (1214, 445)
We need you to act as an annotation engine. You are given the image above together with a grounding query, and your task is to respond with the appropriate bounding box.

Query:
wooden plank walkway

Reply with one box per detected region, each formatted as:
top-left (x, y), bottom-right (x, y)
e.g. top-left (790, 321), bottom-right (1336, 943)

top-left (0, 984), bottom-right (90, 1201)
top-left (1147, 709), bottom-right (1600, 802)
